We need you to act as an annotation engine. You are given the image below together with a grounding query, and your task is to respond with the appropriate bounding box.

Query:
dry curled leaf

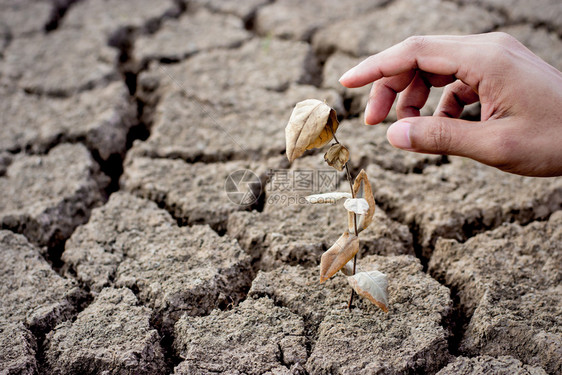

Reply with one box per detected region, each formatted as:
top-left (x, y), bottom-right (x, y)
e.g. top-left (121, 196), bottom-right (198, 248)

top-left (340, 260), bottom-right (354, 276)
top-left (347, 270), bottom-right (389, 313)
top-left (344, 198), bottom-right (369, 215)
top-left (305, 192), bottom-right (351, 204)
top-left (285, 99), bottom-right (339, 162)
top-left (347, 169), bottom-right (375, 234)
top-left (319, 231), bottom-right (359, 283)
top-left (324, 143), bottom-right (349, 171)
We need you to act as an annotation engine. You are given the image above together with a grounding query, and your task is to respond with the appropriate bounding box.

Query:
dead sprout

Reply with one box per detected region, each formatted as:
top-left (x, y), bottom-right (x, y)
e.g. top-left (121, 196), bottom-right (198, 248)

top-left (285, 99), bottom-right (389, 312)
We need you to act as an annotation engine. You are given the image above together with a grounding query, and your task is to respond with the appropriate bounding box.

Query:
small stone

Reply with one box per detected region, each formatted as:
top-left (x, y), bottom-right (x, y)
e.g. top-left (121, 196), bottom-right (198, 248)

top-left (44, 287), bottom-right (167, 375)
top-left (0, 144), bottom-right (108, 248)
top-left (173, 297), bottom-right (307, 374)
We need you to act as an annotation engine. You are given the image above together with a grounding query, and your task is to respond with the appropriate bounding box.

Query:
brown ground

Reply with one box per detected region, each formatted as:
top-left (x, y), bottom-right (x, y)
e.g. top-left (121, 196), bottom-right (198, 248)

top-left (1, 0), bottom-right (561, 374)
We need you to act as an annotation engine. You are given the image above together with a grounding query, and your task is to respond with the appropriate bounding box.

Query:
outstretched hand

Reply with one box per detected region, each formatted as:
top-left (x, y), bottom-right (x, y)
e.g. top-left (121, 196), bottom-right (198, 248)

top-left (339, 33), bottom-right (562, 177)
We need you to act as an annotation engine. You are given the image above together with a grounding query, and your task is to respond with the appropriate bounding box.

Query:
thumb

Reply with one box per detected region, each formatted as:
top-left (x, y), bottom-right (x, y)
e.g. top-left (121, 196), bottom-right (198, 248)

top-left (386, 117), bottom-right (507, 165)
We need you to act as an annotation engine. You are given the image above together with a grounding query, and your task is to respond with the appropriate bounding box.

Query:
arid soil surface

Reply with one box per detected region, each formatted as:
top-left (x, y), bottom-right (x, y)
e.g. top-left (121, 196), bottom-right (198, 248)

top-left (1, 0), bottom-right (561, 374)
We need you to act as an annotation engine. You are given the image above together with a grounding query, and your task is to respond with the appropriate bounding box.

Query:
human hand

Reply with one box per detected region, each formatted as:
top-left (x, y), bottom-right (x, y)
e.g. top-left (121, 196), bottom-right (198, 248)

top-left (339, 33), bottom-right (562, 177)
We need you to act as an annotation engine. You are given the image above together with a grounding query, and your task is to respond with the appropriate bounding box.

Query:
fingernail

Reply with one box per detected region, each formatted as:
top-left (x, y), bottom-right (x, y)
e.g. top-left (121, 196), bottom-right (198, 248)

top-left (338, 67), bottom-right (355, 83)
top-left (387, 120), bottom-right (412, 149)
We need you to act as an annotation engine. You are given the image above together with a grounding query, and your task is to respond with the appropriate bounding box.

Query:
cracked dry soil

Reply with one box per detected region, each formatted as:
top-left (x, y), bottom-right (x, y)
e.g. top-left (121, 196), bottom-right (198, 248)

top-left (1, 0), bottom-right (561, 374)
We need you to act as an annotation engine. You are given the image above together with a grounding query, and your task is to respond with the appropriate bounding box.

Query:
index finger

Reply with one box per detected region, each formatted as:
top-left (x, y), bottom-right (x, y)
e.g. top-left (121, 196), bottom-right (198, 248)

top-left (339, 35), bottom-right (483, 90)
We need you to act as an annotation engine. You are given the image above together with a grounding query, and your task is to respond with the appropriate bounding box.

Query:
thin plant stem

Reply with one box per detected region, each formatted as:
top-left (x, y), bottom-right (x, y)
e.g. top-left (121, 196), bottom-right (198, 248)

top-left (348, 240), bottom-right (358, 309)
top-left (344, 162), bottom-right (358, 307)
top-left (330, 128), bottom-right (359, 310)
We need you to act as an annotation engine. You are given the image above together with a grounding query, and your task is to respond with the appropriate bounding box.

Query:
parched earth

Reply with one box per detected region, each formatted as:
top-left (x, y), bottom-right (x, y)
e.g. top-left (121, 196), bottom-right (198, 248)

top-left (1, 0), bottom-right (561, 374)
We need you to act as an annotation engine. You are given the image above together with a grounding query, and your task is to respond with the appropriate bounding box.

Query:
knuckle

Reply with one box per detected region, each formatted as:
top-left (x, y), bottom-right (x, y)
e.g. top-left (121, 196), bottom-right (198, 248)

top-left (426, 119), bottom-right (453, 153)
top-left (402, 35), bottom-right (428, 52)
top-left (485, 32), bottom-right (523, 66)
top-left (488, 32), bottom-right (518, 47)
top-left (441, 84), bottom-right (459, 104)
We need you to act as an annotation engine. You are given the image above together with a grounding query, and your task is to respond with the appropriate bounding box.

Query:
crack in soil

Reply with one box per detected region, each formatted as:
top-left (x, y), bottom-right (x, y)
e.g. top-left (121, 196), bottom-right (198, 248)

top-left (245, 288), bottom-right (317, 371)
top-left (148, 307), bottom-right (184, 374)
top-left (4, 9), bottom-right (174, 371)
top-left (34, 289), bottom-right (94, 374)
top-left (399, 220), bottom-right (461, 365)
top-left (20, 73), bottom-right (121, 99)
top-left (44, 0), bottom-right (82, 33)
top-left (448, 0), bottom-right (562, 38)
top-left (242, 0), bottom-right (276, 33)
top-left (374, 181), bottom-right (562, 254)
top-left (390, 201), bottom-right (561, 362)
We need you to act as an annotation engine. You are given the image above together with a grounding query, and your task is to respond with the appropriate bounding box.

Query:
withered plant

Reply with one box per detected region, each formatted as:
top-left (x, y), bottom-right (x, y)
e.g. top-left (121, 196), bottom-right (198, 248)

top-left (285, 99), bottom-right (389, 312)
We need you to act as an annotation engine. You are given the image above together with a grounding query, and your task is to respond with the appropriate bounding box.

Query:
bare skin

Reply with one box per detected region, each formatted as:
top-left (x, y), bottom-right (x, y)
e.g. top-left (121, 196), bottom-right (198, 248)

top-left (339, 33), bottom-right (562, 177)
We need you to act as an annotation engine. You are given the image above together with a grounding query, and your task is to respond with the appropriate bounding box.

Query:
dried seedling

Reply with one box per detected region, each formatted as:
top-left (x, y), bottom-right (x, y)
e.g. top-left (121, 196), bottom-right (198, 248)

top-left (285, 99), bottom-right (389, 312)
